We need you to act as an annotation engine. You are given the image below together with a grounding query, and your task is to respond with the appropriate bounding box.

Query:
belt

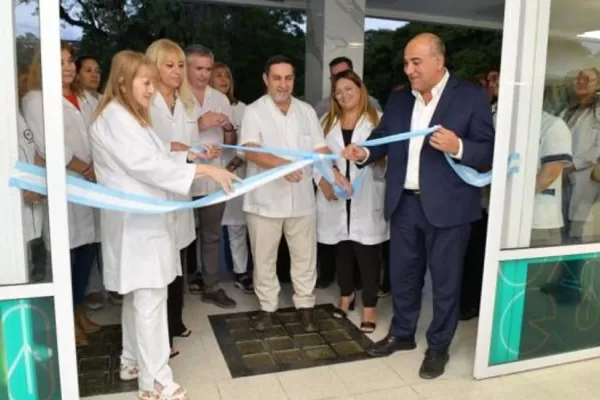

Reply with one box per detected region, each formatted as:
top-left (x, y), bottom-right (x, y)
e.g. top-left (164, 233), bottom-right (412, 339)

top-left (404, 189), bottom-right (420, 196)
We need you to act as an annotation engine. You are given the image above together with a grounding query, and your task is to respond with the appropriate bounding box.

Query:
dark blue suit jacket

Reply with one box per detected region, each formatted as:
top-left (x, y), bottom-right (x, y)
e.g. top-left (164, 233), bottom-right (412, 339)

top-left (363, 74), bottom-right (495, 228)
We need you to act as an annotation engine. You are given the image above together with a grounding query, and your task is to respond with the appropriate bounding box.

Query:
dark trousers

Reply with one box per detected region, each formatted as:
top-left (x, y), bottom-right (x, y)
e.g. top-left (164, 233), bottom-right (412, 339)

top-left (336, 241), bottom-right (381, 307)
top-left (190, 200), bottom-right (226, 291)
top-left (381, 240), bottom-right (390, 290)
top-left (389, 193), bottom-right (470, 351)
top-left (169, 247), bottom-right (189, 348)
top-left (317, 243), bottom-right (336, 283)
top-left (460, 211), bottom-right (488, 313)
top-left (70, 243), bottom-right (97, 306)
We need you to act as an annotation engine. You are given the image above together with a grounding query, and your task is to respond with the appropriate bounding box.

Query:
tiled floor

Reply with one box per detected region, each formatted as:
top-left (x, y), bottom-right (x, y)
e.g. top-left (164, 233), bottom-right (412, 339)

top-left (83, 278), bottom-right (600, 400)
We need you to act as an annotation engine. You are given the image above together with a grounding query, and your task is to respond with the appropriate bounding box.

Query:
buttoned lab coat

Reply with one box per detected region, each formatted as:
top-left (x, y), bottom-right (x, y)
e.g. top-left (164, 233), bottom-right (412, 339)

top-left (90, 101), bottom-right (197, 294)
top-left (315, 114), bottom-right (389, 245)
top-left (17, 112), bottom-right (43, 243)
top-left (221, 101), bottom-right (247, 226)
top-left (149, 93), bottom-right (196, 250)
top-left (22, 90), bottom-right (97, 249)
top-left (240, 95), bottom-right (327, 219)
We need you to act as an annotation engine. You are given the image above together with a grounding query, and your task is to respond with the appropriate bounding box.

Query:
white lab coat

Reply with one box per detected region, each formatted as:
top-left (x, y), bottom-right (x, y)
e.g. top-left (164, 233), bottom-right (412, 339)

top-left (316, 114), bottom-right (389, 245)
top-left (90, 101), bottom-right (197, 294)
top-left (21, 90), bottom-right (97, 249)
top-left (222, 101), bottom-right (247, 226)
top-left (17, 112), bottom-right (43, 243)
top-left (149, 93), bottom-right (196, 250)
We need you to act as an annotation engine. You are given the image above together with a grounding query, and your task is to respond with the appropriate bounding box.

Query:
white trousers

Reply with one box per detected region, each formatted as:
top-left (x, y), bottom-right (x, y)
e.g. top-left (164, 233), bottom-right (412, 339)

top-left (227, 225), bottom-right (248, 274)
top-left (246, 213), bottom-right (317, 312)
top-left (121, 287), bottom-right (173, 391)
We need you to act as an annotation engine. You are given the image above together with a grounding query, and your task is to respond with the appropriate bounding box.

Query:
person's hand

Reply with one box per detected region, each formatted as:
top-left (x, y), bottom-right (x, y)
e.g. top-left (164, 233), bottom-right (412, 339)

top-left (198, 111), bottom-right (226, 130)
top-left (319, 179), bottom-right (337, 201)
top-left (83, 164), bottom-right (96, 182)
top-left (189, 144), bottom-right (222, 161)
top-left (199, 165), bottom-right (241, 193)
top-left (333, 170), bottom-right (353, 196)
top-left (23, 190), bottom-right (41, 205)
top-left (284, 169), bottom-right (303, 183)
top-left (341, 144), bottom-right (368, 162)
top-left (429, 126), bottom-right (460, 154)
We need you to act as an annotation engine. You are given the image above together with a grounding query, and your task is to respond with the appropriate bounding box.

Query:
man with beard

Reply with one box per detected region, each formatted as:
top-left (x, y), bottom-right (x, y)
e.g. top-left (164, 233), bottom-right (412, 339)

top-left (239, 55), bottom-right (351, 332)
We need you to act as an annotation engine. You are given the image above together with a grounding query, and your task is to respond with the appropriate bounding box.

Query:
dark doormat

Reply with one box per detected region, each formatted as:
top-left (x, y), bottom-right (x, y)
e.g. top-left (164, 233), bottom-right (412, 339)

top-left (208, 303), bottom-right (375, 378)
top-left (76, 324), bottom-right (138, 398)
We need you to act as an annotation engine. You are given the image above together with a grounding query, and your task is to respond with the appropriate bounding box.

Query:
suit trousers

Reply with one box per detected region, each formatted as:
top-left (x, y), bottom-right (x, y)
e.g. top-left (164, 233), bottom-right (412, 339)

top-left (191, 200), bottom-right (225, 291)
top-left (247, 213), bottom-right (317, 312)
top-left (389, 193), bottom-right (470, 351)
top-left (121, 286), bottom-right (172, 391)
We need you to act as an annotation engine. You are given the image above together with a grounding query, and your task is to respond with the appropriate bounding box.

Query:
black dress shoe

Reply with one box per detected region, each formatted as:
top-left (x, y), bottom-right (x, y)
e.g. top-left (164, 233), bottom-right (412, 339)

top-left (366, 335), bottom-right (416, 357)
top-left (298, 308), bottom-right (318, 332)
top-left (253, 311), bottom-right (273, 331)
top-left (419, 349), bottom-right (449, 379)
top-left (202, 288), bottom-right (237, 309)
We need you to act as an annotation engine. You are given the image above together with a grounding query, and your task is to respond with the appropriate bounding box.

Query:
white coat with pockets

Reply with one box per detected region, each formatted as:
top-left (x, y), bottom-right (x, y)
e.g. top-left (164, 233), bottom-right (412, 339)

top-left (149, 93), bottom-right (197, 250)
top-left (21, 90), bottom-right (97, 249)
top-left (90, 101), bottom-right (197, 294)
top-left (316, 113), bottom-right (389, 245)
top-left (17, 112), bottom-right (43, 243)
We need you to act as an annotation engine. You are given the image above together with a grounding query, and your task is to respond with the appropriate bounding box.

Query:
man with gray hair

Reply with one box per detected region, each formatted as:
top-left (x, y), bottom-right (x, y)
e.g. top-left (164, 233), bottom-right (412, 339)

top-left (184, 44), bottom-right (237, 308)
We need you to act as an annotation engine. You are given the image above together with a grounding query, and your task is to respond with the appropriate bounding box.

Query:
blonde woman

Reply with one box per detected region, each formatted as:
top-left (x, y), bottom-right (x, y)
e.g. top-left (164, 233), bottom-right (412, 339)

top-left (209, 62), bottom-right (253, 293)
top-left (145, 38), bottom-right (198, 358)
top-left (22, 43), bottom-right (101, 347)
top-left (90, 50), bottom-right (236, 400)
top-left (317, 70), bottom-right (388, 333)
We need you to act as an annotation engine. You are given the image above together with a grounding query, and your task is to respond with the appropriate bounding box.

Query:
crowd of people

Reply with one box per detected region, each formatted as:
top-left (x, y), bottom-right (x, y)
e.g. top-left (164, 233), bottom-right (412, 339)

top-left (15, 28), bottom-right (599, 399)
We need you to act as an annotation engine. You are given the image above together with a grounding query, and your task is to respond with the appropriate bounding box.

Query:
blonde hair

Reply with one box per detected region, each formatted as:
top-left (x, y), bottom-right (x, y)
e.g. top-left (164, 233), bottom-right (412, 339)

top-left (322, 70), bottom-right (380, 135)
top-left (145, 39), bottom-right (195, 115)
top-left (210, 62), bottom-right (238, 104)
top-left (94, 50), bottom-right (157, 127)
top-left (28, 42), bottom-right (81, 94)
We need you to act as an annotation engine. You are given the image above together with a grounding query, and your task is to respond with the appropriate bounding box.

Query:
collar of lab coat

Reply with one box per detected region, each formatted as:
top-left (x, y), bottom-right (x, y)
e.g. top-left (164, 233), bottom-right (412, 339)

top-left (325, 112), bottom-right (380, 151)
top-left (152, 91), bottom-right (180, 122)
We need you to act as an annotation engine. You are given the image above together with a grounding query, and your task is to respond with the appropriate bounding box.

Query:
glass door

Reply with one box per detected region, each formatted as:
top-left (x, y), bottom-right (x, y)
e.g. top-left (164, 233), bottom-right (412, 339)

top-left (0, 0), bottom-right (79, 397)
top-left (475, 0), bottom-right (600, 379)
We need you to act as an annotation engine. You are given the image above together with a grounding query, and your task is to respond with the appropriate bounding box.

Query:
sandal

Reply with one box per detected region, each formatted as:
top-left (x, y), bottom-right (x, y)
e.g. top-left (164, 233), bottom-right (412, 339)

top-left (119, 363), bottom-right (139, 381)
top-left (332, 295), bottom-right (356, 319)
top-left (138, 390), bottom-right (156, 400)
top-left (175, 329), bottom-right (192, 338)
top-left (169, 349), bottom-right (180, 359)
top-left (154, 382), bottom-right (188, 400)
top-left (360, 321), bottom-right (377, 333)
top-left (188, 277), bottom-right (204, 294)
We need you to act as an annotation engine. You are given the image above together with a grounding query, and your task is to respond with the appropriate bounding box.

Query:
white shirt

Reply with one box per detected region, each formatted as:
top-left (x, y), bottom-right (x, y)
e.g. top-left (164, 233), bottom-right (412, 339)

top-left (532, 112), bottom-right (572, 229)
top-left (190, 85), bottom-right (234, 196)
top-left (405, 70), bottom-right (451, 190)
top-left (240, 95), bottom-right (326, 218)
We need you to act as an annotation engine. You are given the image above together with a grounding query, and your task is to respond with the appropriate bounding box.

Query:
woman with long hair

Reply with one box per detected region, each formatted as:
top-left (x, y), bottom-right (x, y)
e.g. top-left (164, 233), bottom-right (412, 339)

top-left (209, 61), bottom-right (254, 293)
top-left (145, 38), bottom-right (198, 359)
top-left (90, 49), bottom-right (236, 400)
top-left (317, 70), bottom-right (388, 333)
top-left (22, 43), bottom-right (101, 347)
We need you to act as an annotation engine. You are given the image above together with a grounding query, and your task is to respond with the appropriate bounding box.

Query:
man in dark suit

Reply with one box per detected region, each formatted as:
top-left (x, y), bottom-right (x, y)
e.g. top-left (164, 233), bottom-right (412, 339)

top-left (342, 33), bottom-right (495, 379)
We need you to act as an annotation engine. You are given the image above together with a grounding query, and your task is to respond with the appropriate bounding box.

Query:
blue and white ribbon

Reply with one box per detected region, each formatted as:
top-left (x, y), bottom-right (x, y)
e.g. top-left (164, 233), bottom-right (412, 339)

top-left (9, 126), bottom-right (517, 213)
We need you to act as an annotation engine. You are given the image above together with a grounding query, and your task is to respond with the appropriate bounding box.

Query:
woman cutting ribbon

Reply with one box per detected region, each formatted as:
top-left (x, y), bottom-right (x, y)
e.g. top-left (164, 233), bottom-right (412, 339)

top-left (90, 50), bottom-right (236, 400)
top-left (316, 70), bottom-right (388, 333)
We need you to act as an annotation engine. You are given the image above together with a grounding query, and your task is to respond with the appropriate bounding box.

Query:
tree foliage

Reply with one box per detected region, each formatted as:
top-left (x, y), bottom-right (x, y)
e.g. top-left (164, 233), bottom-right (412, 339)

top-left (17, 0), bottom-right (503, 106)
